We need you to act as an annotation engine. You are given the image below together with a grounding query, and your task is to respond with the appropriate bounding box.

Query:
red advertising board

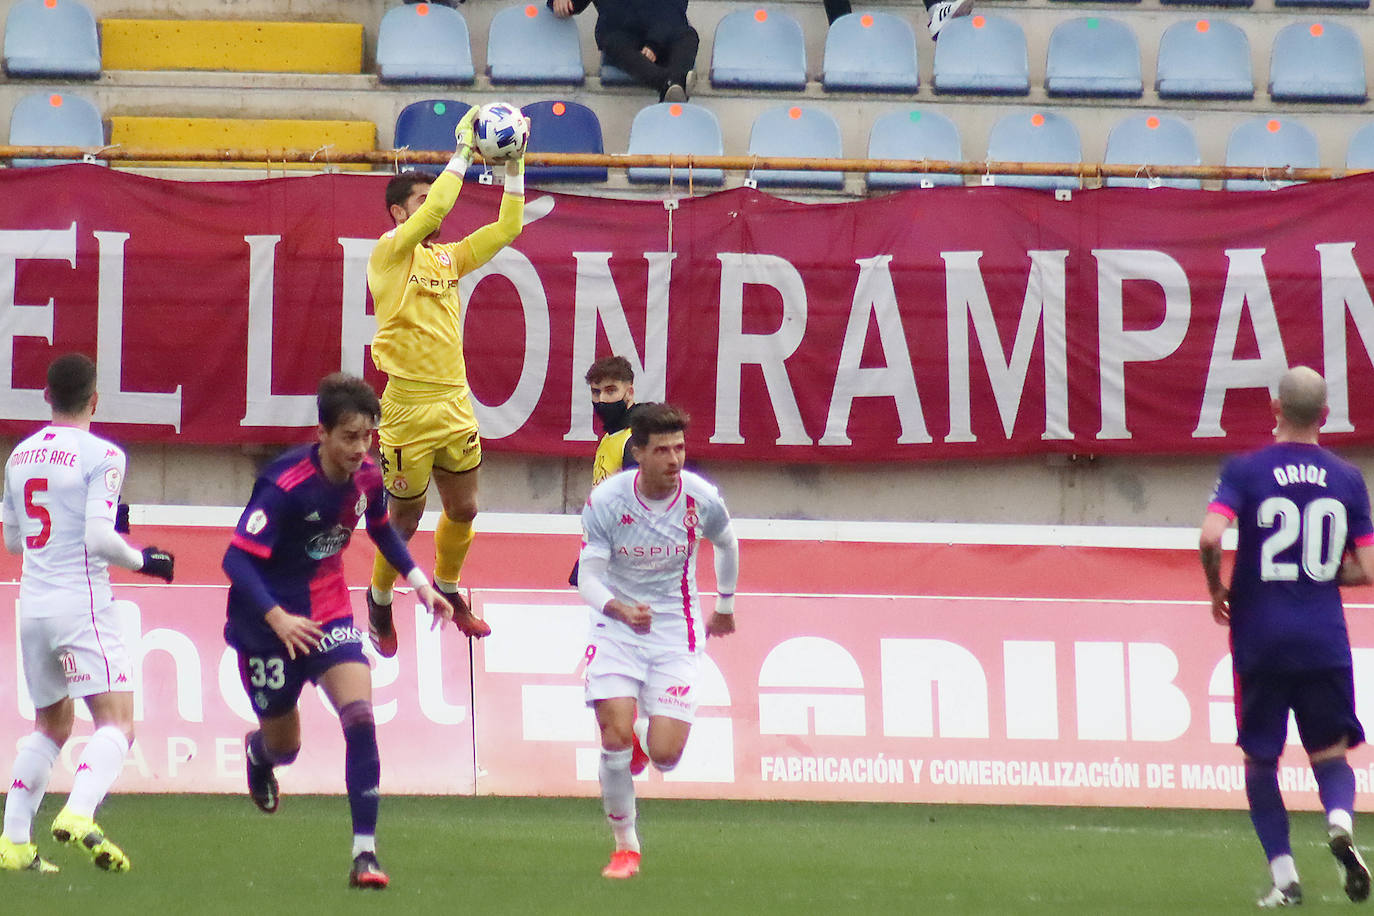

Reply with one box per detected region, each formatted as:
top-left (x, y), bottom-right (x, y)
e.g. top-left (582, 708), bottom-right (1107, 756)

top-left (2, 517), bottom-right (1369, 809)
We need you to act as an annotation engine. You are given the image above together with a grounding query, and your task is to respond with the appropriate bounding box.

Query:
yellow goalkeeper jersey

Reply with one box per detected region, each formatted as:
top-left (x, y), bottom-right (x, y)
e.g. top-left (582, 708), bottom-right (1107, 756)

top-left (368, 169), bottom-right (524, 391)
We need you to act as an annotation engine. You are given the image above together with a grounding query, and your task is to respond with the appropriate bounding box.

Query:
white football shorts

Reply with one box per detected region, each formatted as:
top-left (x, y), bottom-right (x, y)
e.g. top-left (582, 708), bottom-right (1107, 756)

top-left (20, 599), bottom-right (135, 708)
top-left (583, 634), bottom-right (701, 723)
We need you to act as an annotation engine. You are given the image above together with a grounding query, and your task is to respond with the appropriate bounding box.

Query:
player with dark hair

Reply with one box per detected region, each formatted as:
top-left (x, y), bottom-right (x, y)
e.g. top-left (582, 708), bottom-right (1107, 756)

top-left (1200, 366), bottom-right (1374, 907)
top-left (576, 403), bottom-right (740, 879)
top-left (222, 373), bottom-right (452, 889)
top-left (0, 353), bottom-right (174, 874)
top-left (585, 355), bottom-right (643, 487)
top-left (365, 105), bottom-right (528, 656)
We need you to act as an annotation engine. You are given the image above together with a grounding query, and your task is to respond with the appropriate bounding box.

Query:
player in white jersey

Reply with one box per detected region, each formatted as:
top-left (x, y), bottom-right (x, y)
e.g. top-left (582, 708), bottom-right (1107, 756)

top-left (0, 354), bottom-right (174, 875)
top-left (576, 403), bottom-right (739, 879)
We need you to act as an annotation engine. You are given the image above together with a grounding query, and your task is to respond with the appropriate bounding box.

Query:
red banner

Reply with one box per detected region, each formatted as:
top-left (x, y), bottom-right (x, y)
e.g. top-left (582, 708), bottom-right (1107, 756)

top-left (4, 165), bottom-right (1374, 461)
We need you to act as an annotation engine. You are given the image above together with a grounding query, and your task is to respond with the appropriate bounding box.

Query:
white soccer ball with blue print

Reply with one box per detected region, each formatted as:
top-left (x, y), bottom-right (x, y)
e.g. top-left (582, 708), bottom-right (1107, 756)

top-left (474, 102), bottom-right (529, 162)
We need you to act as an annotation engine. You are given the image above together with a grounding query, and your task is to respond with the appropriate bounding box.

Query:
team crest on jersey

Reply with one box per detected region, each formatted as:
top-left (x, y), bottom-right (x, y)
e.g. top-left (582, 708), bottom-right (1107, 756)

top-left (684, 509), bottom-right (699, 530)
top-left (392, 475), bottom-right (408, 492)
top-left (435, 250), bottom-right (452, 268)
top-left (355, 493), bottom-right (368, 516)
top-left (104, 467), bottom-right (122, 495)
top-left (245, 509), bottom-right (268, 535)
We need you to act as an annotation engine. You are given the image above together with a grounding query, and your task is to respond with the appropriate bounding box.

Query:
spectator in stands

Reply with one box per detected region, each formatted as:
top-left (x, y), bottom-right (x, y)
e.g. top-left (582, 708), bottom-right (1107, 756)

top-left (549, 0), bottom-right (698, 102)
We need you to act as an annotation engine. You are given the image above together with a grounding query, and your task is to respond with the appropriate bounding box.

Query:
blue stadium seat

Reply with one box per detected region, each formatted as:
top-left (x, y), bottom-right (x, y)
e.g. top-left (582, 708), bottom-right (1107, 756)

top-left (1225, 116), bottom-right (1319, 190)
top-left (3, 0), bottom-right (100, 78)
top-left (393, 99), bottom-right (479, 177)
top-left (866, 109), bottom-right (962, 190)
top-left (1269, 21), bottom-right (1366, 103)
top-left (747, 105), bottom-right (844, 190)
top-left (1103, 114), bottom-right (1202, 189)
top-left (8, 91), bottom-right (103, 167)
top-left (1161, 0), bottom-right (1251, 7)
top-left (523, 100), bottom-right (607, 183)
top-left (933, 14), bottom-right (1030, 95)
top-left (822, 11), bottom-right (919, 93)
top-left (1155, 19), bottom-right (1253, 99)
top-left (711, 8), bottom-right (807, 90)
top-left (1277, 0), bottom-right (1367, 7)
top-left (1347, 123), bottom-right (1374, 171)
top-left (487, 3), bottom-right (584, 85)
top-left (377, 3), bottom-right (475, 83)
top-left (1045, 17), bottom-right (1142, 98)
top-left (599, 54), bottom-right (635, 86)
top-left (626, 102), bottom-right (725, 185)
top-left (986, 111), bottom-right (1081, 191)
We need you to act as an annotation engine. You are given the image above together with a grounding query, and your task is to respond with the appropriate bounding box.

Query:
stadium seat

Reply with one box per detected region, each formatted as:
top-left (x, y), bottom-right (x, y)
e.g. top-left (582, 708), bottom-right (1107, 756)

top-left (523, 100), bottom-right (608, 183)
top-left (1276, 0), bottom-right (1366, 7)
top-left (626, 102), bottom-right (724, 185)
top-left (1225, 116), bottom-right (1319, 190)
top-left (1268, 22), bottom-right (1366, 103)
top-left (100, 19), bottom-right (362, 73)
top-left (1155, 20), bottom-right (1253, 99)
top-left (7, 91), bottom-right (103, 167)
top-left (986, 110), bottom-right (1081, 191)
top-left (710, 8), bottom-right (807, 90)
top-left (1103, 114), bottom-right (1202, 189)
top-left (747, 105), bottom-right (845, 190)
top-left (599, 54), bottom-right (635, 86)
top-left (1347, 123), bottom-right (1374, 171)
top-left (866, 109), bottom-right (963, 190)
top-left (932, 15), bottom-right (1030, 95)
top-left (1045, 17), bottom-right (1143, 98)
top-left (3, 0), bottom-right (100, 78)
top-left (108, 115), bottom-right (375, 170)
top-left (393, 99), bottom-right (479, 176)
top-left (1161, 0), bottom-right (1251, 6)
top-left (376, 3), bottom-right (475, 83)
top-left (822, 12), bottom-right (919, 93)
top-left (487, 4), bottom-right (584, 85)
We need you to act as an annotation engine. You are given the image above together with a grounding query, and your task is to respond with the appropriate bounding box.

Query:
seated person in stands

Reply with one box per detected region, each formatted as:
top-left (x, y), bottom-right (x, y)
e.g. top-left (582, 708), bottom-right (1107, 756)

top-left (549, 0), bottom-right (698, 102)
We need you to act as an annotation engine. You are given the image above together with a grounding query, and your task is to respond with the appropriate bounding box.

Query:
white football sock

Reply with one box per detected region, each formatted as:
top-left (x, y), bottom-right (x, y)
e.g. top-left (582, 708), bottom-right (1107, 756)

top-left (1270, 853), bottom-right (1299, 888)
top-left (65, 726), bottom-right (129, 818)
top-left (599, 747), bottom-right (639, 852)
top-left (352, 834), bottom-right (377, 858)
top-left (370, 586), bottom-right (393, 606)
top-left (3, 732), bottom-right (60, 844)
top-left (1330, 808), bottom-right (1355, 836)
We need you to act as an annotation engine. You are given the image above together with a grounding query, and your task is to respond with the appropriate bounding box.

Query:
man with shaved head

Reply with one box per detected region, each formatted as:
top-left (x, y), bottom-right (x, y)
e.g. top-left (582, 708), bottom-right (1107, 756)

top-left (1201, 366), bottom-right (1374, 907)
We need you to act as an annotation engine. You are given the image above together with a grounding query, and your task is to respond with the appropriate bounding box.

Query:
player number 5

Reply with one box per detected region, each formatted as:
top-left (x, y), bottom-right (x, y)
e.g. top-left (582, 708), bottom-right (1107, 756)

top-left (22, 478), bottom-right (51, 549)
top-left (1258, 496), bottom-right (1347, 583)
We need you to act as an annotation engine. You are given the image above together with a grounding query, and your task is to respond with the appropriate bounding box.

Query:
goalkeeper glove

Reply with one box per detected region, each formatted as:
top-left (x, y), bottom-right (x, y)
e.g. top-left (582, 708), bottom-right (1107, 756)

top-left (451, 106), bottom-right (479, 170)
top-left (139, 546), bottom-right (175, 583)
top-left (503, 116), bottom-right (530, 192)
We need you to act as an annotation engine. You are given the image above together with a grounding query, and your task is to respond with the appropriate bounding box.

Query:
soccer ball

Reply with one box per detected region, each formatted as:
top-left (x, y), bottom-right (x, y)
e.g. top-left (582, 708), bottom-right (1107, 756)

top-left (473, 102), bottom-right (529, 162)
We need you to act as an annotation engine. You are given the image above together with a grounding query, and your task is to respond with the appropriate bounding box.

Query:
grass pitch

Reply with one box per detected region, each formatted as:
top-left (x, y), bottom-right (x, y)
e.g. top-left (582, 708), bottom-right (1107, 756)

top-left (0, 794), bottom-right (1360, 913)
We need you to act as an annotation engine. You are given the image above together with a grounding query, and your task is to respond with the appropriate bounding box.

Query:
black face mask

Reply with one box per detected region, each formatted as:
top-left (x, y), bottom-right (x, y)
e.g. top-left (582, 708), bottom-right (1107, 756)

top-left (593, 398), bottom-right (631, 431)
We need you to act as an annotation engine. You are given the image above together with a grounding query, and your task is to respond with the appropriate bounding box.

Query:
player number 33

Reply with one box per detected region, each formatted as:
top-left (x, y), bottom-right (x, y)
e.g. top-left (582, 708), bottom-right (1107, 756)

top-left (246, 656), bottom-right (286, 690)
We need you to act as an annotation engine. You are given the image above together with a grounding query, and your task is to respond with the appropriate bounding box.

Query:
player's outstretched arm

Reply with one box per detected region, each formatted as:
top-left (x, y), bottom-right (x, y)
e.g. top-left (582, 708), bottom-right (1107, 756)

top-left (461, 120), bottom-right (527, 270)
top-left (706, 522), bottom-right (739, 637)
top-left (1198, 511), bottom-right (1231, 624)
top-left (84, 513), bottom-right (173, 580)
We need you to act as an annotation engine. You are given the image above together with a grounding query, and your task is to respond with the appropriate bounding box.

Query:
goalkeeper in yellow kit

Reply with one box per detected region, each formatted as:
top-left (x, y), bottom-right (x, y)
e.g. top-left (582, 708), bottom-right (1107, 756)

top-left (364, 106), bottom-right (527, 653)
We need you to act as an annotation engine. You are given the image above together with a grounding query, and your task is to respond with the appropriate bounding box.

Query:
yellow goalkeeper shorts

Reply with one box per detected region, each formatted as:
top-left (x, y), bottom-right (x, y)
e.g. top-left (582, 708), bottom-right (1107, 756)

top-left (377, 379), bottom-right (482, 499)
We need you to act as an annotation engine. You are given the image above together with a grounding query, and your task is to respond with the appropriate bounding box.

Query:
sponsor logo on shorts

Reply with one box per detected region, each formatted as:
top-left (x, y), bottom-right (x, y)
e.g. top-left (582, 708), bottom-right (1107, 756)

top-left (115, 673), bottom-right (128, 685)
top-left (255, 690), bottom-right (269, 710)
top-left (392, 475), bottom-right (409, 492)
top-left (660, 683), bottom-right (692, 711)
top-left (318, 624), bottom-right (364, 653)
top-left (11, 779), bottom-right (28, 790)
top-left (665, 684), bottom-right (690, 698)
top-left (59, 651), bottom-right (82, 681)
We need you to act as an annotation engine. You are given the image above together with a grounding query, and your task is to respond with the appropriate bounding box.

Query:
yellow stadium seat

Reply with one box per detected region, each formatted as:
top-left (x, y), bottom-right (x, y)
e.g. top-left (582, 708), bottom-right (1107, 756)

top-left (100, 19), bottom-right (363, 74)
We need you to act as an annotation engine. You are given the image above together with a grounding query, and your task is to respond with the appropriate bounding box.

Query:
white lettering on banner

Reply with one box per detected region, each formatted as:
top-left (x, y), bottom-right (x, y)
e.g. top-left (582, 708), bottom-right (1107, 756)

top-left (415, 604), bottom-right (469, 725)
top-left (1127, 642), bottom-right (1190, 741)
top-left (1003, 641), bottom-right (1059, 740)
top-left (217, 648), bottom-right (258, 725)
top-left (0, 224), bottom-right (73, 420)
top-left (167, 737), bottom-right (197, 778)
top-left (1095, 249), bottom-right (1192, 440)
top-left (564, 252), bottom-right (670, 441)
top-left (216, 736), bottom-right (243, 779)
top-left (1207, 654), bottom-right (1238, 744)
top-left (821, 255), bottom-right (929, 446)
top-left (943, 250), bottom-right (1070, 443)
top-left (1317, 242), bottom-right (1374, 434)
top-left (880, 639), bottom-right (990, 738)
top-left (1146, 763), bottom-right (1176, 788)
top-left (462, 247), bottom-right (550, 439)
top-left (124, 601), bottom-right (204, 723)
top-left (337, 237), bottom-right (377, 377)
top-left (760, 754), bottom-right (905, 784)
top-left (1181, 763), bottom-right (1244, 792)
top-left (1193, 249), bottom-right (1289, 438)
top-left (93, 231), bottom-right (182, 429)
top-left (757, 636), bottom-right (865, 736)
top-left (927, 758), bottom-right (1141, 789)
top-left (1075, 642), bottom-right (1127, 740)
top-left (712, 253), bottom-right (811, 446)
top-left (241, 235), bottom-right (314, 427)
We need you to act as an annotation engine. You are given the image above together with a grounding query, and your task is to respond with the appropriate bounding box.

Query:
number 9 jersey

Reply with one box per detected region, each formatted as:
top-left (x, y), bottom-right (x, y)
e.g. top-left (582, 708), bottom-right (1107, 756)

top-left (1, 425), bottom-right (127, 617)
top-left (1208, 441), bottom-right (1374, 674)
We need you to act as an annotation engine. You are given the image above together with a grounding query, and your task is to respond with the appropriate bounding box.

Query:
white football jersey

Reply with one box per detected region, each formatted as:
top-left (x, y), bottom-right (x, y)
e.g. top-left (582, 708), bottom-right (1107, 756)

top-left (580, 468), bottom-right (732, 653)
top-left (2, 425), bottom-right (126, 617)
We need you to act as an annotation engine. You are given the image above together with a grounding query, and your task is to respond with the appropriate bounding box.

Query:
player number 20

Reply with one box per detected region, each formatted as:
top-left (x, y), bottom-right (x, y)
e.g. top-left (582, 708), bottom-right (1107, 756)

top-left (1258, 496), bottom-right (1348, 582)
top-left (247, 657), bottom-right (286, 690)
